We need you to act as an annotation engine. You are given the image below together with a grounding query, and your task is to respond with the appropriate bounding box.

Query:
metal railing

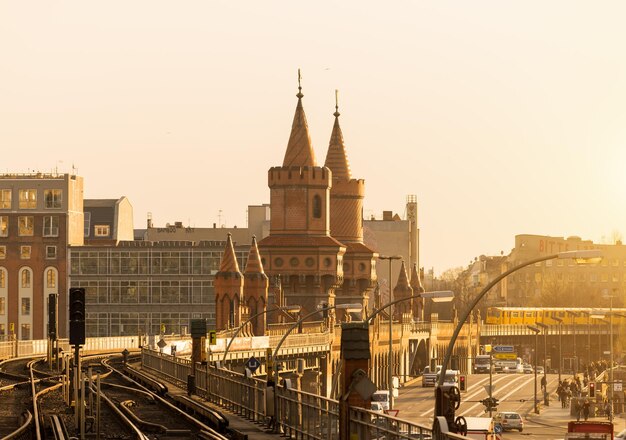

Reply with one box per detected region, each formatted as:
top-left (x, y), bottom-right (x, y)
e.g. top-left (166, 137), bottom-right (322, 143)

top-left (141, 348), bottom-right (462, 440)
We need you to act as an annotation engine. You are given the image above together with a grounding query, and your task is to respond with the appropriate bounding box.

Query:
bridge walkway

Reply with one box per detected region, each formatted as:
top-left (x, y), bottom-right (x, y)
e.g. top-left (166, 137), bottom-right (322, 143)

top-left (133, 361), bottom-right (282, 439)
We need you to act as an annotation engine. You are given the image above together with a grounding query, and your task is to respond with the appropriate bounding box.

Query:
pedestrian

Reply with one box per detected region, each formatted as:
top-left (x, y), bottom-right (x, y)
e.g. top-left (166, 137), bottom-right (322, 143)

top-left (605, 401), bottom-right (612, 421)
top-left (541, 375), bottom-right (547, 392)
top-left (583, 399), bottom-right (590, 421)
top-left (574, 399), bottom-right (581, 422)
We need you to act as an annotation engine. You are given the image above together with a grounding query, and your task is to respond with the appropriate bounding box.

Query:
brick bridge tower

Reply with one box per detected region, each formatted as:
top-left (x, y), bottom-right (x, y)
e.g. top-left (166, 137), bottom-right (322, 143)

top-left (259, 74), bottom-right (345, 318)
top-left (324, 91), bottom-right (377, 318)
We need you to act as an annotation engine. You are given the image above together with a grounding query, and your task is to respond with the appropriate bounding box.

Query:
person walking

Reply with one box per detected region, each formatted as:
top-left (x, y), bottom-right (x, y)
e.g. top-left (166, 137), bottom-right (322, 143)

top-left (583, 399), bottom-right (591, 421)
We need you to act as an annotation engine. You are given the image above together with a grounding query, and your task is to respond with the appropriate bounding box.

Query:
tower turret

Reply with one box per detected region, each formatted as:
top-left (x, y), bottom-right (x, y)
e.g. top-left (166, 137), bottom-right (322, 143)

top-left (244, 236), bottom-right (269, 335)
top-left (214, 233), bottom-right (246, 331)
top-left (410, 263), bottom-right (425, 321)
top-left (393, 260), bottom-right (413, 320)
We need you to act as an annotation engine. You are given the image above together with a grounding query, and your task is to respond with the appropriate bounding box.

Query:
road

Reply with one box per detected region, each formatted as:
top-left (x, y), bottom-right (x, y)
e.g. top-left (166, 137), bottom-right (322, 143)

top-left (395, 373), bottom-right (569, 438)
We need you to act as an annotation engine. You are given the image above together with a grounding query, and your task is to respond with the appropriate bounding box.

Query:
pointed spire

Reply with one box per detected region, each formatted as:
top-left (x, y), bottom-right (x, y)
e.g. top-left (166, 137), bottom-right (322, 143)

top-left (396, 260), bottom-right (410, 287)
top-left (244, 236), bottom-right (265, 274)
top-left (283, 69), bottom-right (316, 167)
top-left (410, 263), bottom-right (425, 293)
top-left (218, 233), bottom-right (241, 273)
top-left (324, 89), bottom-right (351, 181)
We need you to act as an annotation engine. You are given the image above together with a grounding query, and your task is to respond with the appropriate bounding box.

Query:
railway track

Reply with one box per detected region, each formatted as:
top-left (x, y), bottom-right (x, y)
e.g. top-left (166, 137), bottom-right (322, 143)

top-left (2, 352), bottom-right (234, 440)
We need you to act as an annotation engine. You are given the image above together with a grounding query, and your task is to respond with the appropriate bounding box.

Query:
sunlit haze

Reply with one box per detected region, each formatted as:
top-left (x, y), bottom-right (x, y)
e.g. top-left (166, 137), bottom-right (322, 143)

top-left (2, 1), bottom-right (625, 274)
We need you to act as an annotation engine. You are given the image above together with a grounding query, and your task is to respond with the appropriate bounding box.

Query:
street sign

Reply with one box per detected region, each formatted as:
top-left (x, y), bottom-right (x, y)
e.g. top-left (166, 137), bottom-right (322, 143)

top-left (208, 330), bottom-right (217, 345)
top-left (614, 382), bottom-right (622, 392)
top-left (492, 345), bottom-right (514, 353)
top-left (384, 409), bottom-right (399, 417)
top-left (246, 356), bottom-right (261, 373)
top-left (493, 353), bottom-right (517, 360)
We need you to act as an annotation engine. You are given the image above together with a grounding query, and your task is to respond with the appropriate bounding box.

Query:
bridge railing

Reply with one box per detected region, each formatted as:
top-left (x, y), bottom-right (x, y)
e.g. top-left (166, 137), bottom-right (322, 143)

top-left (141, 348), bottom-right (469, 440)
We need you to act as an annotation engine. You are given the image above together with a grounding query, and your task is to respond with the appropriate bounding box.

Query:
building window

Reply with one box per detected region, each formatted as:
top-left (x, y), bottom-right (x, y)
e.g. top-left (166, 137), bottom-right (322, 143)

top-left (312, 195), bottom-right (322, 219)
top-left (44, 189), bottom-right (62, 208)
top-left (95, 225), bottom-right (110, 237)
top-left (601, 274), bottom-right (609, 282)
top-left (0, 298), bottom-right (4, 315)
top-left (0, 269), bottom-right (5, 287)
top-left (46, 269), bottom-right (56, 288)
top-left (0, 246), bottom-right (5, 259)
top-left (21, 324), bottom-right (30, 340)
top-left (0, 216), bottom-right (7, 237)
top-left (84, 212), bottom-right (91, 237)
top-left (18, 216), bottom-right (34, 236)
top-left (21, 269), bottom-right (31, 287)
top-left (0, 189), bottom-right (11, 209)
top-left (46, 246), bottom-right (57, 259)
top-left (43, 216), bottom-right (59, 237)
top-left (19, 189), bottom-right (37, 209)
top-left (20, 246), bottom-right (31, 259)
top-left (21, 298), bottom-right (30, 315)
top-left (0, 324), bottom-right (4, 336)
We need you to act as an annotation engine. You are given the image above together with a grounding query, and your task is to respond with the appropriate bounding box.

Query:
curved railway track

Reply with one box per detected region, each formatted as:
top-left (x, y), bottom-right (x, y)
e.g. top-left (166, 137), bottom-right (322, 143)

top-left (1, 352), bottom-right (232, 440)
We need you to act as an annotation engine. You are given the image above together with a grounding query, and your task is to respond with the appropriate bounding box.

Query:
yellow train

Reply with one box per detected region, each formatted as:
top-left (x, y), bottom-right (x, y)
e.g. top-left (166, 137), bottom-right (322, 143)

top-left (485, 307), bottom-right (626, 326)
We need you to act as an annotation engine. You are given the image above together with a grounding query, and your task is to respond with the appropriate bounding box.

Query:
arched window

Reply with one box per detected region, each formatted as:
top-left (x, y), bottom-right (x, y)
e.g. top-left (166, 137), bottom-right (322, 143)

top-left (312, 195), bottom-right (322, 218)
top-left (21, 269), bottom-right (31, 288)
top-left (46, 269), bottom-right (56, 288)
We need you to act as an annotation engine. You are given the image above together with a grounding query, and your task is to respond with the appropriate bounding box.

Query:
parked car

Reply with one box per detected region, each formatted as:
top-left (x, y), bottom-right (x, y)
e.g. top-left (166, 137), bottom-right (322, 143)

top-left (493, 412), bottom-right (524, 432)
top-left (523, 364), bottom-right (533, 374)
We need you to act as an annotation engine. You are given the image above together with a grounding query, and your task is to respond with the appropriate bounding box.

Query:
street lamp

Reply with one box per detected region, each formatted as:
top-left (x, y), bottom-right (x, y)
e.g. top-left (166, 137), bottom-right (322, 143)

top-left (604, 292), bottom-right (615, 423)
top-left (553, 316), bottom-right (563, 384)
top-left (378, 255), bottom-right (402, 411)
top-left (527, 325), bottom-right (540, 414)
top-left (437, 249), bottom-right (602, 390)
top-left (536, 322), bottom-right (549, 406)
top-left (222, 304), bottom-right (301, 363)
top-left (269, 302), bottom-right (362, 433)
top-left (567, 311), bottom-right (579, 375)
top-left (367, 289), bottom-right (455, 411)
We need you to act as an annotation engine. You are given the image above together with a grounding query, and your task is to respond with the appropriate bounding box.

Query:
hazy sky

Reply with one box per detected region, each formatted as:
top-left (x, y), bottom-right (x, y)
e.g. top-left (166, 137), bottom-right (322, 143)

top-left (2, 2), bottom-right (625, 274)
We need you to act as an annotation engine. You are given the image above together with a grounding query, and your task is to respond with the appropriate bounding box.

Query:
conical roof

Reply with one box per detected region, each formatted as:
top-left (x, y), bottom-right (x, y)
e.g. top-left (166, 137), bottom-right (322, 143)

top-left (410, 263), bottom-right (425, 293)
top-left (244, 236), bottom-right (265, 275)
top-left (324, 104), bottom-right (351, 181)
top-left (283, 86), bottom-right (316, 167)
top-left (218, 233), bottom-right (241, 273)
top-left (396, 260), bottom-right (410, 288)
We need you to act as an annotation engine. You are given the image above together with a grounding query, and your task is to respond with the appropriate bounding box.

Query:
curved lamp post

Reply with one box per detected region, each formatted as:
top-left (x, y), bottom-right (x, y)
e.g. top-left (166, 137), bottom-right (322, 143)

top-left (438, 250), bottom-right (602, 389)
top-left (367, 290), bottom-right (455, 411)
top-left (222, 304), bottom-right (301, 364)
top-left (270, 302), bottom-right (362, 433)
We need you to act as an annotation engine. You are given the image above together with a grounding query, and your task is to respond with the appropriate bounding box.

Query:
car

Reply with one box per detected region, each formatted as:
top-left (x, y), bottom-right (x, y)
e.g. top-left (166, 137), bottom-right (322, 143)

top-left (493, 412), bottom-right (524, 432)
top-left (523, 364), bottom-right (533, 374)
top-left (503, 364), bottom-right (523, 374)
top-left (616, 428), bottom-right (626, 439)
top-left (536, 366), bottom-right (545, 374)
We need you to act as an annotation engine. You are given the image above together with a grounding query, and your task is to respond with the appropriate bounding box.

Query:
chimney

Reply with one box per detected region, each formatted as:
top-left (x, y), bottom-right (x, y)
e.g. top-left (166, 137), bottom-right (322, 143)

top-left (383, 211), bottom-right (393, 221)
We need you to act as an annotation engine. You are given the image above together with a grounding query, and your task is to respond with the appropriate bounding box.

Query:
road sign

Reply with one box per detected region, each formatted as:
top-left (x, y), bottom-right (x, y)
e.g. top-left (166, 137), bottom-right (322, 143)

top-left (246, 356), bottom-right (261, 373)
top-left (493, 353), bottom-right (517, 360)
top-left (493, 345), bottom-right (514, 353)
top-left (384, 409), bottom-right (399, 417)
top-left (615, 382), bottom-right (623, 392)
top-left (484, 384), bottom-right (496, 394)
top-left (208, 330), bottom-right (217, 345)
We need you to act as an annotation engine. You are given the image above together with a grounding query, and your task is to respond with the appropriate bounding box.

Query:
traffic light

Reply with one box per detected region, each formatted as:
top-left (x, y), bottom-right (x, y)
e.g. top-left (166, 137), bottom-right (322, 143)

top-left (481, 397), bottom-right (499, 411)
top-left (436, 385), bottom-right (461, 429)
top-left (69, 288), bottom-right (85, 346)
top-left (589, 382), bottom-right (595, 397)
top-left (48, 293), bottom-right (58, 341)
top-left (459, 375), bottom-right (467, 392)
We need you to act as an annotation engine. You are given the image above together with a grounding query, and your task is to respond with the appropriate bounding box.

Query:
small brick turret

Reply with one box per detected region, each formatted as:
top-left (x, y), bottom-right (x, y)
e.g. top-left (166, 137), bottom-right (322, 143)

top-left (243, 236), bottom-right (269, 335)
top-left (214, 233), bottom-right (245, 331)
